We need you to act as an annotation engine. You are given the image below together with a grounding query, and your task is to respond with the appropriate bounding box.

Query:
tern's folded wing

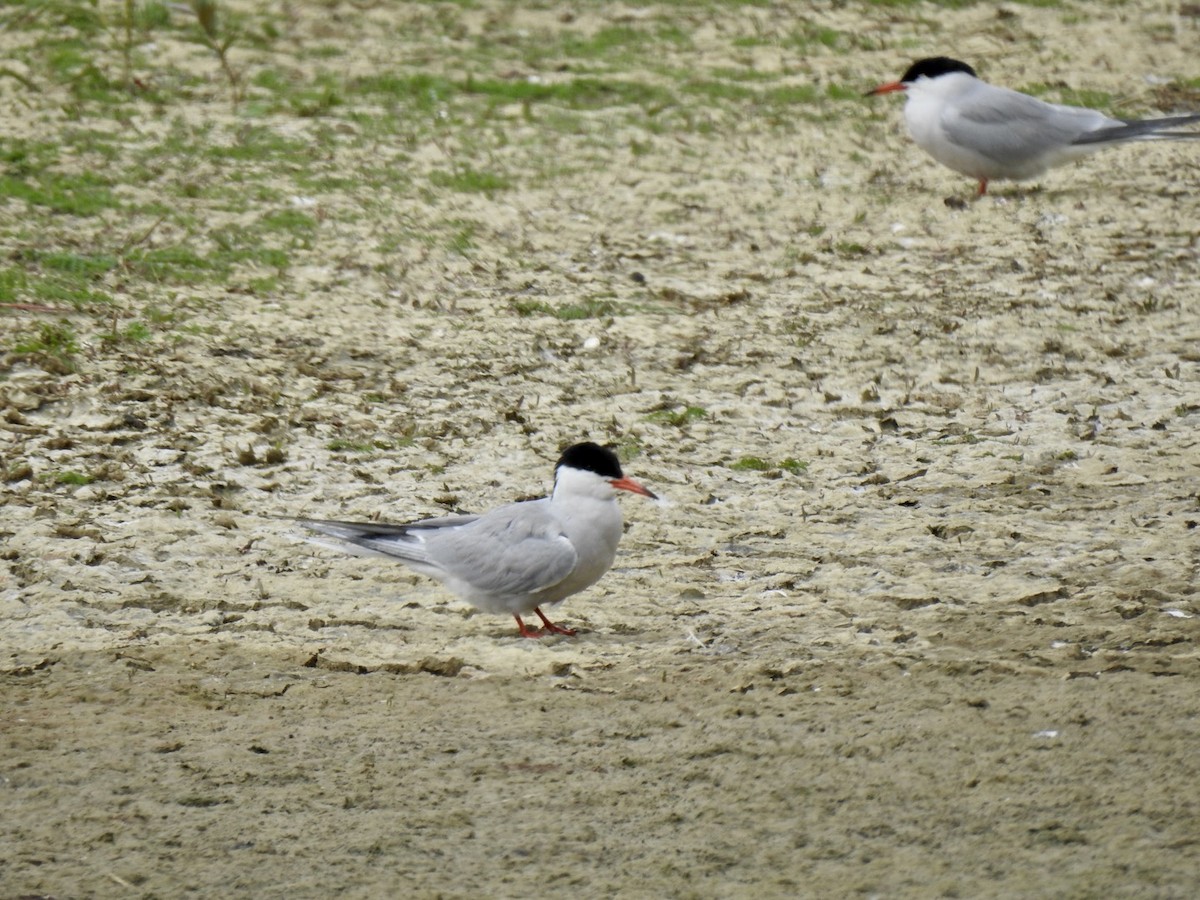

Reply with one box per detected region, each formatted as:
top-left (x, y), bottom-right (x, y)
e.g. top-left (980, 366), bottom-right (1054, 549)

top-left (943, 88), bottom-right (1109, 162)
top-left (425, 505), bottom-right (578, 597)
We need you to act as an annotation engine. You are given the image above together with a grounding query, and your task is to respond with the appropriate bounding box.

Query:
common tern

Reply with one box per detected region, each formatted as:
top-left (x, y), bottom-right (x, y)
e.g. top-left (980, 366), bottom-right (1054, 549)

top-left (298, 442), bottom-right (657, 638)
top-left (867, 57), bottom-right (1200, 196)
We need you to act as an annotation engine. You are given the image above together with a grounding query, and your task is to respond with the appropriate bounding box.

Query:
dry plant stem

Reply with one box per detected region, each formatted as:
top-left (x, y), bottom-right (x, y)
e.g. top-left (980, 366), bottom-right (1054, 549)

top-left (210, 39), bottom-right (241, 109)
top-left (122, 0), bottom-right (134, 91)
top-left (0, 66), bottom-right (39, 92)
top-left (1, 303), bottom-right (69, 313)
top-left (116, 213), bottom-right (170, 257)
top-left (191, 0), bottom-right (241, 110)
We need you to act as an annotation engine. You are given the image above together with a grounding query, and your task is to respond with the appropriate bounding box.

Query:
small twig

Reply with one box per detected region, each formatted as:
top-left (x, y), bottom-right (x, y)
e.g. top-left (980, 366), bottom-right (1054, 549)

top-left (1, 302), bottom-right (73, 314)
top-left (190, 0), bottom-right (242, 110)
top-left (116, 212), bottom-right (170, 256)
top-left (122, 0), bottom-right (134, 91)
top-left (187, 0), bottom-right (241, 108)
top-left (0, 66), bottom-right (40, 92)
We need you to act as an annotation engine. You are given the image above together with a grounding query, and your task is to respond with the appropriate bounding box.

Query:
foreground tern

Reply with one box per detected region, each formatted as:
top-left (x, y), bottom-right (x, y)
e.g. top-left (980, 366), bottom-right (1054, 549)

top-left (298, 442), bottom-right (656, 638)
top-left (867, 57), bottom-right (1200, 196)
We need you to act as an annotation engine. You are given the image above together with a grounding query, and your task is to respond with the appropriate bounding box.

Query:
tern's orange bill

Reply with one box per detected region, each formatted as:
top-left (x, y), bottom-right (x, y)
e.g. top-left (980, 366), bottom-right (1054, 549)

top-left (865, 81), bottom-right (906, 96)
top-left (612, 476), bottom-right (657, 500)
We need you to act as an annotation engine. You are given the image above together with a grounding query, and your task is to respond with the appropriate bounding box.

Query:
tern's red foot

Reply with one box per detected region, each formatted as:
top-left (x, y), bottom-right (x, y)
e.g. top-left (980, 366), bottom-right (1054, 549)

top-left (976, 178), bottom-right (989, 196)
top-left (513, 614), bottom-right (545, 638)
top-left (534, 607), bottom-right (576, 636)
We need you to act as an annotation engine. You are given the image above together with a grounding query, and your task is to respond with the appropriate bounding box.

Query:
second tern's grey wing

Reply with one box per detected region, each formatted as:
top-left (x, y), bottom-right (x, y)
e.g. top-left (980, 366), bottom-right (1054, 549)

top-left (425, 502), bottom-right (578, 597)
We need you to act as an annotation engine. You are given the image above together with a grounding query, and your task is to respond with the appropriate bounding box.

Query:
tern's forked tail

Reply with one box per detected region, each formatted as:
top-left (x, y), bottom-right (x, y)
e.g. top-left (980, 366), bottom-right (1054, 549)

top-left (1073, 113), bottom-right (1200, 145)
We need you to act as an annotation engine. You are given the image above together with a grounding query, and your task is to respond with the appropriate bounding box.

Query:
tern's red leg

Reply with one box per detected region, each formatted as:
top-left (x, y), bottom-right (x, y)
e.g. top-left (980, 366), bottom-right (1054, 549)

top-left (976, 178), bottom-right (989, 196)
top-left (513, 614), bottom-right (544, 638)
top-left (534, 607), bottom-right (576, 636)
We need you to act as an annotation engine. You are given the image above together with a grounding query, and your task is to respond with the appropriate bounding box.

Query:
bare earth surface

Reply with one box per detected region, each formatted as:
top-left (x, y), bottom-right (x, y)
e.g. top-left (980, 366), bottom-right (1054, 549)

top-left (3, 1), bottom-right (1200, 897)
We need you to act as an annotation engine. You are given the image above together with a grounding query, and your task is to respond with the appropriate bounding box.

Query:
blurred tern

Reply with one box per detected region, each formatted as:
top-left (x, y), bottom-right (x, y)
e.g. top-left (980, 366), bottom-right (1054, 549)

top-left (298, 442), bottom-right (656, 638)
top-left (867, 57), bottom-right (1200, 196)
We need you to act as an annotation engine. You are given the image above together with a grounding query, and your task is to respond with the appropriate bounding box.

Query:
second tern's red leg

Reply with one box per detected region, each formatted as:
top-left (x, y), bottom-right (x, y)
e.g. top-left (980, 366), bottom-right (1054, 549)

top-left (534, 607), bottom-right (577, 636)
top-left (513, 614), bottom-right (544, 638)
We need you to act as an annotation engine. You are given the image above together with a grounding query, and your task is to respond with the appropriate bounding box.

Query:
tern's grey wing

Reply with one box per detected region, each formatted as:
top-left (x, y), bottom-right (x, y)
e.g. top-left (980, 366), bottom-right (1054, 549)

top-left (424, 501), bottom-right (578, 597)
top-left (299, 514), bottom-right (480, 538)
top-left (401, 512), bottom-right (483, 530)
top-left (943, 86), bottom-right (1110, 163)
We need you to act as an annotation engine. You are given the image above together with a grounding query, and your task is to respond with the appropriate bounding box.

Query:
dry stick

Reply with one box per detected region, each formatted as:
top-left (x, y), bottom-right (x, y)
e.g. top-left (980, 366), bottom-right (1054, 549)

top-left (116, 212), bottom-right (170, 258)
top-left (122, 0), bottom-right (134, 91)
top-left (1, 303), bottom-right (72, 314)
top-left (0, 67), bottom-right (40, 92)
top-left (191, 0), bottom-right (241, 110)
top-left (213, 39), bottom-right (241, 108)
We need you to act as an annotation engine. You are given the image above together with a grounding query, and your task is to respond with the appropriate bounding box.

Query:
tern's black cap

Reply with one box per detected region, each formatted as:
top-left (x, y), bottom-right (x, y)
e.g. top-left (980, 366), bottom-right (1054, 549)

top-left (557, 442), bottom-right (623, 479)
top-left (900, 57), bottom-right (978, 84)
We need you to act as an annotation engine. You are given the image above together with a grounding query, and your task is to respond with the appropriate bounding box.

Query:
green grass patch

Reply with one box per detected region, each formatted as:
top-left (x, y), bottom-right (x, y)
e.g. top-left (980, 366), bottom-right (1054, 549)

top-left (143, 227), bottom-right (292, 282)
top-left (510, 297), bottom-right (622, 320)
top-left (1, 139), bottom-right (61, 176)
top-left (38, 251), bottom-right (119, 277)
top-left (1022, 84), bottom-right (1114, 111)
top-left (9, 0), bottom-right (104, 33)
top-left (783, 24), bottom-right (847, 52)
top-left (0, 268), bottom-right (26, 302)
top-left (327, 439), bottom-right (375, 453)
top-left (118, 241), bottom-right (287, 286)
top-left (0, 170), bottom-right (120, 216)
top-left (143, 305), bottom-right (177, 325)
top-left (133, 1), bottom-right (173, 30)
top-left (4, 253), bottom-right (115, 308)
top-left (860, 0), bottom-right (981, 7)
top-left (429, 168), bottom-right (513, 193)
top-left (729, 456), bottom-right (808, 473)
top-left (328, 438), bottom-right (401, 453)
top-left (8, 321), bottom-right (81, 372)
top-left (677, 79), bottom-right (854, 118)
top-left (124, 246), bottom-right (214, 283)
top-left (351, 71), bottom-right (674, 113)
top-left (351, 72), bottom-right (456, 111)
top-left (101, 320), bottom-right (153, 347)
top-left (30, 278), bottom-right (113, 308)
top-left (252, 68), bottom-right (342, 116)
top-left (730, 457), bottom-right (772, 471)
top-left (305, 44), bottom-right (347, 61)
top-left (52, 470), bottom-right (94, 486)
top-left (446, 221), bottom-right (478, 253)
top-left (613, 434), bottom-right (646, 461)
top-left (205, 126), bottom-right (315, 163)
top-left (645, 406), bottom-right (707, 427)
top-left (258, 209), bottom-right (318, 235)
top-left (467, 75), bottom-right (674, 111)
top-left (43, 43), bottom-right (125, 106)
top-left (518, 24), bottom-right (692, 67)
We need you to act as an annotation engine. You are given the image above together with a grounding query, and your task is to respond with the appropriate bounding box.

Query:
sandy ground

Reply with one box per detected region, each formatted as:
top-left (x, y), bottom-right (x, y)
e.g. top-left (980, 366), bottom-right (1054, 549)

top-left (3, 1), bottom-right (1200, 897)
